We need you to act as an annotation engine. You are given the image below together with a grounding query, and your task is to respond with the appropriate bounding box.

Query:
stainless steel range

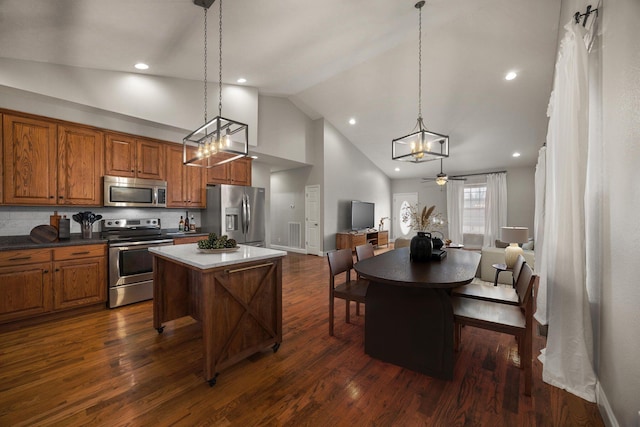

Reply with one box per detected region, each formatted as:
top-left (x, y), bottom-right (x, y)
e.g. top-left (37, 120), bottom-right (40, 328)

top-left (102, 218), bottom-right (173, 308)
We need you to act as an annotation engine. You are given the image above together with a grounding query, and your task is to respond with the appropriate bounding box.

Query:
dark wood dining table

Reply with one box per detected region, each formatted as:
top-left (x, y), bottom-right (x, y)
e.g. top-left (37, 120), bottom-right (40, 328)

top-left (354, 247), bottom-right (480, 380)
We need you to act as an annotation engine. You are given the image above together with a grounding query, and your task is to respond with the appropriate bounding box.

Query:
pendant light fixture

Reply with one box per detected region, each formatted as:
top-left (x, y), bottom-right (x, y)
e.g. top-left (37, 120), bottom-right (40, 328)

top-left (392, 1), bottom-right (449, 163)
top-left (183, 0), bottom-right (248, 168)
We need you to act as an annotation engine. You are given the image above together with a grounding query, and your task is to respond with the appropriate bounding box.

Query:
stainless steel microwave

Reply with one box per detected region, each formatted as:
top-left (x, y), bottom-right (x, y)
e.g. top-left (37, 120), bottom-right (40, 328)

top-left (103, 175), bottom-right (167, 208)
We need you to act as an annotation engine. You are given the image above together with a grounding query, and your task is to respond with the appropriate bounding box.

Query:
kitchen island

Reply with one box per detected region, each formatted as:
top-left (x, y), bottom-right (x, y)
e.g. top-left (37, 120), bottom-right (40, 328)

top-left (149, 244), bottom-right (286, 385)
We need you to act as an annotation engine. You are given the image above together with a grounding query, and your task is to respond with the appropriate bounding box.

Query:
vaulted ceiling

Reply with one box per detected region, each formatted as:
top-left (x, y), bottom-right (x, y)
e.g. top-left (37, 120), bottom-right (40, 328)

top-left (0, 0), bottom-right (561, 179)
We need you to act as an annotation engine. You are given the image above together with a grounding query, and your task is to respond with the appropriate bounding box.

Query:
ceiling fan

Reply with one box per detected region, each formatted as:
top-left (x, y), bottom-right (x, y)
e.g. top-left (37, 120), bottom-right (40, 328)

top-left (421, 158), bottom-right (466, 186)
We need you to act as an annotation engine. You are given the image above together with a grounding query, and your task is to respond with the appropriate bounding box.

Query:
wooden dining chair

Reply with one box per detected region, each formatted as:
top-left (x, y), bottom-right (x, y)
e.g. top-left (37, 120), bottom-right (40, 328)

top-left (355, 243), bottom-right (375, 262)
top-left (451, 254), bottom-right (526, 306)
top-left (354, 243), bottom-right (375, 316)
top-left (452, 262), bottom-right (539, 395)
top-left (327, 248), bottom-right (369, 336)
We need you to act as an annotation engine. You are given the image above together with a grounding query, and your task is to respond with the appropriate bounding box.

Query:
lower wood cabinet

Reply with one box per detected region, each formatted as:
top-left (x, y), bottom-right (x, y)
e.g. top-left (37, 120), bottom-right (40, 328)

top-left (0, 244), bottom-right (107, 325)
top-left (53, 245), bottom-right (107, 310)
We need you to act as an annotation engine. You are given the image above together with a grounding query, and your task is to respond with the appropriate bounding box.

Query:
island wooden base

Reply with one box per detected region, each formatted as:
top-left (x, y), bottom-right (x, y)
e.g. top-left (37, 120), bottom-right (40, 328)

top-left (365, 281), bottom-right (454, 380)
top-left (153, 256), bottom-right (283, 385)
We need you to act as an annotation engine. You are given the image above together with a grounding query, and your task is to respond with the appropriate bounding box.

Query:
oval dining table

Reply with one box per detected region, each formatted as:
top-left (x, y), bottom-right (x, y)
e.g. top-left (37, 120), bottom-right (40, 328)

top-left (354, 246), bottom-right (480, 380)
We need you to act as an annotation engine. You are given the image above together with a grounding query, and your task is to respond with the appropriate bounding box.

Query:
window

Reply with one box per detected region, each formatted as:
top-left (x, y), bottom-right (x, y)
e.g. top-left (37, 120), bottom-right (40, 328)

top-left (463, 184), bottom-right (486, 235)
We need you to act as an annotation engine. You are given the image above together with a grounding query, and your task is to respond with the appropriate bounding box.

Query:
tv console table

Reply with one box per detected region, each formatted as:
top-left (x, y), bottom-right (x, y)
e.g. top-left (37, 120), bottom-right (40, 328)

top-left (336, 230), bottom-right (389, 251)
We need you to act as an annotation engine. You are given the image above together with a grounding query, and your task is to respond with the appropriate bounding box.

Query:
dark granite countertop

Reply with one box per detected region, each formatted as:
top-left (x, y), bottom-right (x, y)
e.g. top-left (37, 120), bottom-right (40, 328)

top-left (0, 234), bottom-right (107, 251)
top-left (0, 230), bottom-right (210, 251)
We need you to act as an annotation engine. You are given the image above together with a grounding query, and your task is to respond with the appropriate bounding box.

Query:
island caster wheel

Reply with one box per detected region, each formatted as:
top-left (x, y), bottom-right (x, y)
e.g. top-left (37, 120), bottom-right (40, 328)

top-left (208, 373), bottom-right (219, 387)
top-left (156, 326), bottom-right (165, 334)
top-left (272, 342), bottom-right (280, 353)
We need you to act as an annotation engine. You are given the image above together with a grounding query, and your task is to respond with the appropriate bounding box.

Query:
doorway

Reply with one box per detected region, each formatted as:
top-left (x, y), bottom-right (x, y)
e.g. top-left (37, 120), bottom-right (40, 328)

top-left (392, 192), bottom-right (418, 240)
top-left (305, 185), bottom-right (321, 256)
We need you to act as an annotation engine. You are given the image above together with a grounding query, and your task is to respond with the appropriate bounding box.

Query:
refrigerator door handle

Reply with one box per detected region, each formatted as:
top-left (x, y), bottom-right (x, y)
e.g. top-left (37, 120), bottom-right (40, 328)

top-left (245, 193), bottom-right (251, 234)
top-left (241, 194), bottom-right (247, 234)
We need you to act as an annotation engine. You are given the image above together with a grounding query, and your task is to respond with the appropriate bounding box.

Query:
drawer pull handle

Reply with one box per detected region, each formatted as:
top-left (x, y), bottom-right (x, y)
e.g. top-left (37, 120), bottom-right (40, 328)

top-left (225, 263), bottom-right (273, 274)
top-left (9, 256), bottom-right (31, 261)
top-left (71, 251), bottom-right (90, 255)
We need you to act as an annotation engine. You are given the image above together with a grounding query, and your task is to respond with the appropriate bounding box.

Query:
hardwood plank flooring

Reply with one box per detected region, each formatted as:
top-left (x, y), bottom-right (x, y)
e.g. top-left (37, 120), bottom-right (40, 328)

top-left (0, 251), bottom-right (604, 426)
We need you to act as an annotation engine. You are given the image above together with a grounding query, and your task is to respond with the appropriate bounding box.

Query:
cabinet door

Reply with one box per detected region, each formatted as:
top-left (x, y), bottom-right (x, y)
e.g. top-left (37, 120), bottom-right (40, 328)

top-left (229, 157), bottom-right (252, 186)
top-left (57, 125), bottom-right (104, 206)
top-left (166, 144), bottom-right (204, 208)
top-left (105, 132), bottom-right (136, 178)
top-left (165, 144), bottom-right (186, 207)
top-left (53, 256), bottom-right (106, 310)
top-left (185, 149), bottom-right (205, 208)
top-left (206, 153), bottom-right (230, 185)
top-left (0, 263), bottom-right (52, 323)
top-left (136, 138), bottom-right (165, 180)
top-left (3, 114), bottom-right (57, 205)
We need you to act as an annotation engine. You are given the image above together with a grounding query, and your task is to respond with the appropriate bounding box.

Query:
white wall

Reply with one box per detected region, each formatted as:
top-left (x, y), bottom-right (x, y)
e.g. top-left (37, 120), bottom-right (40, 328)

top-left (322, 120), bottom-right (391, 250)
top-left (0, 58), bottom-right (258, 146)
top-left (598, 0), bottom-right (640, 425)
top-left (256, 96), bottom-right (314, 164)
top-left (270, 167), bottom-right (311, 248)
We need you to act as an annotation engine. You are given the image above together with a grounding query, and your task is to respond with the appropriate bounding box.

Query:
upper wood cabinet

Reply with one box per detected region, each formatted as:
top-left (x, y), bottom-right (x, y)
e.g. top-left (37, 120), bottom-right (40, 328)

top-left (3, 114), bottom-right (58, 205)
top-left (2, 114), bottom-right (104, 206)
top-left (206, 153), bottom-right (252, 186)
top-left (105, 132), bottom-right (165, 180)
top-left (166, 144), bottom-right (205, 208)
top-left (57, 124), bottom-right (104, 205)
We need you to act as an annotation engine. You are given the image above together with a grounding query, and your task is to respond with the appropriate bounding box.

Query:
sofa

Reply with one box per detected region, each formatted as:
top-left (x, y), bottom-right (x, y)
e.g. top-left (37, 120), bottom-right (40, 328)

top-left (479, 246), bottom-right (535, 285)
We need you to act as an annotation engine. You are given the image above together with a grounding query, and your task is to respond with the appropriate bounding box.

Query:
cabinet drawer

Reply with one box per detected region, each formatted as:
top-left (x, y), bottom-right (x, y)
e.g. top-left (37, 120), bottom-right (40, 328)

top-left (352, 234), bottom-right (367, 246)
top-left (54, 244), bottom-right (106, 261)
top-left (0, 249), bottom-right (52, 267)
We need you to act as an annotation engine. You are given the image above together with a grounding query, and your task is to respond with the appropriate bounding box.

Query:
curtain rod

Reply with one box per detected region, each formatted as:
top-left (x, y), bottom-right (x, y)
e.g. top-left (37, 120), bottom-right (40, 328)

top-left (574, 4), bottom-right (598, 27)
top-left (451, 170), bottom-right (506, 178)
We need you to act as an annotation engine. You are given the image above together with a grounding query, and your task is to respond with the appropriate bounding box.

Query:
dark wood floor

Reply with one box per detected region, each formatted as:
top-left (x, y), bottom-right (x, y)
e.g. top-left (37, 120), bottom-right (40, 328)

top-left (0, 251), bottom-right (604, 426)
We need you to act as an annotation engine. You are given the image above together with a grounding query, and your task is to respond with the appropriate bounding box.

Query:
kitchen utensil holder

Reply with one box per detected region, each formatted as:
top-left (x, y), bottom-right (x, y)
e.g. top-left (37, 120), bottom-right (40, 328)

top-left (81, 221), bottom-right (93, 239)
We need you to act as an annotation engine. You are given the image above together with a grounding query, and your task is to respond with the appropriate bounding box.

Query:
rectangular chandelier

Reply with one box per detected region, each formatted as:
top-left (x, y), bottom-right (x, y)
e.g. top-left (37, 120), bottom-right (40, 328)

top-left (183, 115), bottom-right (248, 168)
top-left (392, 129), bottom-right (449, 163)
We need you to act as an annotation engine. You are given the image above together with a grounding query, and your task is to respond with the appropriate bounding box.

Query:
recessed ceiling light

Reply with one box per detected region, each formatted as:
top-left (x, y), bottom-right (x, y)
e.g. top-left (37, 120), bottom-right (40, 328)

top-left (237, 78), bottom-right (247, 83)
top-left (505, 71), bottom-right (517, 81)
top-left (250, 155), bottom-right (259, 159)
top-left (349, 118), bottom-right (356, 125)
top-left (134, 63), bottom-right (149, 70)
top-left (512, 152), bottom-right (521, 157)
top-left (394, 167), bottom-right (400, 172)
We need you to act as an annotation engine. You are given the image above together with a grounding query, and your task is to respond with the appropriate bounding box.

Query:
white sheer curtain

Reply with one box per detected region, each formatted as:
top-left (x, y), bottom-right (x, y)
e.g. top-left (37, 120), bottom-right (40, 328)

top-left (482, 173), bottom-right (507, 247)
top-left (534, 146), bottom-right (547, 324)
top-left (541, 21), bottom-right (597, 402)
top-left (446, 180), bottom-right (464, 244)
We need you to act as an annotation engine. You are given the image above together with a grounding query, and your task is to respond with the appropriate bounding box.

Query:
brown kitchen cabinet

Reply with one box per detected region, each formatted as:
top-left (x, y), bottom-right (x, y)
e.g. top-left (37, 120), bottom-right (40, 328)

top-left (206, 153), bottom-right (252, 186)
top-left (2, 114), bottom-right (57, 205)
top-left (2, 113), bottom-right (104, 206)
top-left (57, 124), bottom-right (104, 205)
top-left (53, 245), bottom-right (107, 310)
top-left (0, 249), bottom-right (53, 324)
top-left (105, 132), bottom-right (165, 180)
top-left (173, 235), bottom-right (205, 245)
top-left (0, 244), bottom-right (107, 325)
top-left (166, 144), bottom-right (205, 208)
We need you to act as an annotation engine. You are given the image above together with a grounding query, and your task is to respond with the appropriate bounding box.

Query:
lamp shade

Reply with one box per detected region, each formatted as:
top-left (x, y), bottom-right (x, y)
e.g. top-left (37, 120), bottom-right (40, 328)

top-left (501, 226), bottom-right (529, 244)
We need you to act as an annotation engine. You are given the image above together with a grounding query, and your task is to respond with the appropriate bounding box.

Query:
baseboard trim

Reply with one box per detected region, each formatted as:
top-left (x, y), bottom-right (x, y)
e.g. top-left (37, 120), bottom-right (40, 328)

top-left (269, 244), bottom-right (308, 255)
top-left (596, 382), bottom-right (619, 427)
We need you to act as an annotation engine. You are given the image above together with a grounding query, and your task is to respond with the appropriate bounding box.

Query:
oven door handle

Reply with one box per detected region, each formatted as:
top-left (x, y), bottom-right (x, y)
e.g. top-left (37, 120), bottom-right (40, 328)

top-left (109, 239), bottom-right (174, 249)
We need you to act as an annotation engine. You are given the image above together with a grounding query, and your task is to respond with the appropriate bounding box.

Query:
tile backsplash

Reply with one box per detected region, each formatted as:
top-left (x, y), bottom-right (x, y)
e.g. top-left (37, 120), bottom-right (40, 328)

top-left (0, 206), bottom-right (202, 236)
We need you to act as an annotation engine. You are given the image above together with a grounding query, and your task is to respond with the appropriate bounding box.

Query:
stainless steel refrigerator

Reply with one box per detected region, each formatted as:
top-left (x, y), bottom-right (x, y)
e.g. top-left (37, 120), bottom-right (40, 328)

top-left (201, 185), bottom-right (266, 246)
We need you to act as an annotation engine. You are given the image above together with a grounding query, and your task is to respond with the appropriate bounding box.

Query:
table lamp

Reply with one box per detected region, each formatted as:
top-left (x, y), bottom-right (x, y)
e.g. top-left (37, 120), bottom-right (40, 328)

top-left (500, 226), bottom-right (529, 268)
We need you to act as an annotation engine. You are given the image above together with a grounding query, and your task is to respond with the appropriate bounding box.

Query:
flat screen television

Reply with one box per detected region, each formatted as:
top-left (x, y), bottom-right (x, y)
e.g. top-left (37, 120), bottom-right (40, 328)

top-left (351, 201), bottom-right (375, 231)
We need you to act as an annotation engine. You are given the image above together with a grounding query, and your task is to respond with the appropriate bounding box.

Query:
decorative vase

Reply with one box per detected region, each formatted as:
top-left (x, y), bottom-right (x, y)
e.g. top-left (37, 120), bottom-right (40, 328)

top-left (410, 231), bottom-right (433, 262)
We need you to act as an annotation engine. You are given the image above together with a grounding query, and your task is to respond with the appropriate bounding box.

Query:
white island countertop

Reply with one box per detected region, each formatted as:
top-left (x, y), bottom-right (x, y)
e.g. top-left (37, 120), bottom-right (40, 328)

top-left (149, 244), bottom-right (287, 270)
